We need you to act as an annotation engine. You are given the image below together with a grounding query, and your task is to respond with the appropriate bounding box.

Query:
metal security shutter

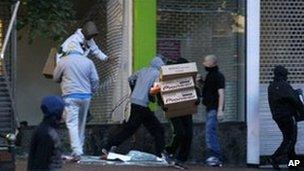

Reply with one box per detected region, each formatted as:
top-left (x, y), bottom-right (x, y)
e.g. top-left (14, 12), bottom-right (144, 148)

top-left (90, 0), bottom-right (131, 124)
top-left (157, 0), bottom-right (245, 122)
top-left (260, 0), bottom-right (304, 155)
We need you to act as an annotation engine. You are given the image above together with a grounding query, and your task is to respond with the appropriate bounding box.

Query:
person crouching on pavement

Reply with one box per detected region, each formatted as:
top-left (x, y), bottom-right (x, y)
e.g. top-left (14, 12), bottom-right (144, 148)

top-left (27, 95), bottom-right (64, 171)
top-left (53, 28), bottom-right (100, 161)
top-left (101, 55), bottom-right (172, 162)
top-left (202, 55), bottom-right (225, 166)
top-left (267, 65), bottom-right (304, 169)
top-left (156, 58), bottom-right (200, 167)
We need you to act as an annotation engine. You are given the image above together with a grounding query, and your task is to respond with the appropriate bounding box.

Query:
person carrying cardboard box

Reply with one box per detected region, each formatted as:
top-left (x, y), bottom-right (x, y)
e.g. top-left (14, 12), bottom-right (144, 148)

top-left (156, 58), bottom-right (200, 168)
top-left (101, 55), bottom-right (173, 164)
top-left (202, 54), bottom-right (225, 167)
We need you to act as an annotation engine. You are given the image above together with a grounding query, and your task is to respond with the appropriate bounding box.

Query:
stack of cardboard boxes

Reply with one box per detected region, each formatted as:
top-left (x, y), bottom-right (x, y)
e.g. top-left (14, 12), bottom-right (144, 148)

top-left (160, 62), bottom-right (198, 118)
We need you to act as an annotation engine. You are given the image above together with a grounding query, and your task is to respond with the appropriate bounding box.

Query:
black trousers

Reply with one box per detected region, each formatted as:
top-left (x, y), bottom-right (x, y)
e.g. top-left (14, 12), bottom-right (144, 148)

top-left (165, 115), bottom-right (193, 162)
top-left (104, 104), bottom-right (165, 156)
top-left (272, 116), bottom-right (297, 161)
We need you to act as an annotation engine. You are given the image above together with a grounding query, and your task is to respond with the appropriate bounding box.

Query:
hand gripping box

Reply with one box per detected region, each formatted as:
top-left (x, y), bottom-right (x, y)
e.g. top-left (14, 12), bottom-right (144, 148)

top-left (160, 76), bottom-right (195, 93)
top-left (160, 62), bottom-right (198, 80)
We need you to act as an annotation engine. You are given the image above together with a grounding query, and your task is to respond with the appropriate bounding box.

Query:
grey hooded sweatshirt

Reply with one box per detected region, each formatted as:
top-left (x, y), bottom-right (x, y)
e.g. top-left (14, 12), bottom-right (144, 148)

top-left (130, 57), bottom-right (165, 107)
top-left (53, 53), bottom-right (99, 98)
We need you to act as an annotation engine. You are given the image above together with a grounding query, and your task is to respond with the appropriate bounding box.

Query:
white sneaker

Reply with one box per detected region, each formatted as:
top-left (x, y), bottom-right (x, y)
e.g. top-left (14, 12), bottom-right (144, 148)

top-left (206, 156), bottom-right (222, 167)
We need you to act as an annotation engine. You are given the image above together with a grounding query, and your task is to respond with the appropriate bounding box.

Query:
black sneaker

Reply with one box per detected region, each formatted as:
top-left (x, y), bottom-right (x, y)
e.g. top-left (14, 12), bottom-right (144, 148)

top-left (71, 154), bottom-right (81, 163)
top-left (268, 158), bottom-right (280, 170)
top-left (161, 150), bottom-right (175, 165)
top-left (174, 160), bottom-right (187, 170)
top-left (206, 156), bottom-right (222, 167)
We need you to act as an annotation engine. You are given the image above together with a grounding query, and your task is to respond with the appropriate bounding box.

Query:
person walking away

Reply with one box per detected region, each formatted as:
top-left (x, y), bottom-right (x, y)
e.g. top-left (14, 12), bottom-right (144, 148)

top-left (27, 96), bottom-right (65, 171)
top-left (101, 56), bottom-right (172, 162)
top-left (268, 65), bottom-right (304, 169)
top-left (201, 55), bottom-right (225, 166)
top-left (53, 36), bottom-right (100, 161)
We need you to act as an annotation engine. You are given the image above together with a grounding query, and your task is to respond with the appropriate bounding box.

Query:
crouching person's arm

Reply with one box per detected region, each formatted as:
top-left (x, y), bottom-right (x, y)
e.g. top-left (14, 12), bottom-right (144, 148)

top-left (90, 62), bottom-right (100, 94)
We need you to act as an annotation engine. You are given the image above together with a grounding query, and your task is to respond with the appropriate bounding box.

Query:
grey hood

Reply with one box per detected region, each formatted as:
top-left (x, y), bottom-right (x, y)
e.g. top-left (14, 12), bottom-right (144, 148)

top-left (150, 56), bottom-right (165, 70)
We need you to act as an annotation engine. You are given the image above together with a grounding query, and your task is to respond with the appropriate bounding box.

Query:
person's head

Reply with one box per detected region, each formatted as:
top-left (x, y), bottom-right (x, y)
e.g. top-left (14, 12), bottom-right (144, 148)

top-left (40, 95), bottom-right (65, 127)
top-left (273, 65), bottom-right (289, 81)
top-left (150, 54), bottom-right (165, 70)
top-left (167, 58), bottom-right (189, 65)
top-left (203, 54), bottom-right (218, 68)
top-left (82, 21), bottom-right (99, 40)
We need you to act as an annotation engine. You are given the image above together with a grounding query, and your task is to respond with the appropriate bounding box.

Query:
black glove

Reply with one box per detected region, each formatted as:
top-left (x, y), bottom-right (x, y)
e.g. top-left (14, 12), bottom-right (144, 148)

top-left (195, 99), bottom-right (200, 105)
top-left (161, 106), bottom-right (168, 112)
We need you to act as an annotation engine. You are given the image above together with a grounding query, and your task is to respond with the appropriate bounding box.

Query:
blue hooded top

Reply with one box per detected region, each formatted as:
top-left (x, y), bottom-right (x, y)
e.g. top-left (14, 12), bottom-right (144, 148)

top-left (28, 95), bottom-right (64, 170)
top-left (130, 56), bottom-right (165, 107)
top-left (40, 95), bottom-right (65, 118)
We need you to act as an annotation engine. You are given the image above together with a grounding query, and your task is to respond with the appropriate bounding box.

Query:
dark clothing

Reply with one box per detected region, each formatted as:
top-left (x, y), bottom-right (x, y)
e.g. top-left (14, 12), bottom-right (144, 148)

top-left (202, 66), bottom-right (225, 111)
top-left (27, 119), bottom-right (63, 171)
top-left (272, 116), bottom-right (297, 161)
top-left (268, 66), bottom-right (303, 164)
top-left (165, 115), bottom-right (193, 162)
top-left (155, 57), bottom-right (197, 162)
top-left (103, 57), bottom-right (165, 156)
top-left (28, 96), bottom-right (64, 171)
top-left (40, 96), bottom-right (65, 118)
top-left (268, 79), bottom-right (304, 120)
top-left (104, 104), bottom-right (165, 157)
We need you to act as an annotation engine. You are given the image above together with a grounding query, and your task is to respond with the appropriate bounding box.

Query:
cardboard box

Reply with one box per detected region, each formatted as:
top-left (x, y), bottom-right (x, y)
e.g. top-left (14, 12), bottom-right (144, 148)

top-left (164, 97), bottom-right (197, 110)
top-left (42, 48), bottom-right (57, 79)
top-left (160, 76), bottom-right (195, 93)
top-left (162, 88), bottom-right (197, 107)
top-left (161, 62), bottom-right (198, 80)
top-left (165, 103), bottom-right (197, 118)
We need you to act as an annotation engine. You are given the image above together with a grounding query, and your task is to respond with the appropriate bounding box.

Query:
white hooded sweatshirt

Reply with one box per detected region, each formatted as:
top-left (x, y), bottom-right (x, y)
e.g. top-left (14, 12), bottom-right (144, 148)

top-left (56, 29), bottom-right (108, 63)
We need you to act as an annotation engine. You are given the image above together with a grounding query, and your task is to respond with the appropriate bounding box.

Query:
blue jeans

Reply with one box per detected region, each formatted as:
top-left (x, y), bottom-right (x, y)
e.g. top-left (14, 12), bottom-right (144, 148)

top-left (205, 109), bottom-right (221, 159)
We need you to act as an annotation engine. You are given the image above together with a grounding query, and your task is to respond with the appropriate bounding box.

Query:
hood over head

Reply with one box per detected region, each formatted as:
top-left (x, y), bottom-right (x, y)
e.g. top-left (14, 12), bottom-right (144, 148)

top-left (82, 21), bottom-right (99, 40)
top-left (41, 95), bottom-right (64, 119)
top-left (273, 65), bottom-right (289, 81)
top-left (150, 55), bottom-right (165, 70)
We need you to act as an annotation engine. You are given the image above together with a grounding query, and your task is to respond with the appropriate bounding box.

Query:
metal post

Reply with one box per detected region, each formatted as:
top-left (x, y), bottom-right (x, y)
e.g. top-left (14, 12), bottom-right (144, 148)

top-left (246, 0), bottom-right (260, 165)
top-left (0, 0), bottom-right (20, 59)
top-left (11, 3), bottom-right (18, 101)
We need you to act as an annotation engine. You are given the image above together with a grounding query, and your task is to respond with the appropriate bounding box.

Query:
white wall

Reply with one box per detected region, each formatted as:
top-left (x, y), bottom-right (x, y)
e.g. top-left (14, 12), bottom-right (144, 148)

top-left (246, 0), bottom-right (260, 165)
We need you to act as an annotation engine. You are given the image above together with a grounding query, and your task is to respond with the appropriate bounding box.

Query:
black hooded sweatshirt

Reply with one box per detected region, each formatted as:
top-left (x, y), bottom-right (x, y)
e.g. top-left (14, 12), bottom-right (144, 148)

top-left (268, 66), bottom-right (304, 120)
top-left (27, 96), bottom-right (64, 171)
